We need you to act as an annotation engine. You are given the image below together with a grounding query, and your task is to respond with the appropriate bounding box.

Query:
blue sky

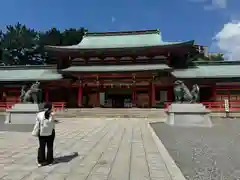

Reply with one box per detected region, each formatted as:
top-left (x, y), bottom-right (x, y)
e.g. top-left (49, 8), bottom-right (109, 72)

top-left (0, 0), bottom-right (238, 52)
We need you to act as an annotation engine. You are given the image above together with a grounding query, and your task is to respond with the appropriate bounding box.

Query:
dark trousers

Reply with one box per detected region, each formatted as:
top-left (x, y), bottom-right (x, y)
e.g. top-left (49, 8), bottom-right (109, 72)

top-left (38, 129), bottom-right (55, 164)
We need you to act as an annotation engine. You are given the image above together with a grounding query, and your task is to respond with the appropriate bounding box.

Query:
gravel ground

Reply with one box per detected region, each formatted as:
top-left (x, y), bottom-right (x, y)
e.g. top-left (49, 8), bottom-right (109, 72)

top-left (151, 118), bottom-right (240, 180)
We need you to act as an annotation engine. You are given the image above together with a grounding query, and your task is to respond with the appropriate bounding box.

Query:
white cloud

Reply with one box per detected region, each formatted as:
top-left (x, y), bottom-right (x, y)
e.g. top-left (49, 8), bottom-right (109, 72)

top-left (190, 0), bottom-right (228, 9)
top-left (213, 21), bottom-right (240, 60)
top-left (211, 0), bottom-right (227, 8)
top-left (111, 16), bottom-right (116, 23)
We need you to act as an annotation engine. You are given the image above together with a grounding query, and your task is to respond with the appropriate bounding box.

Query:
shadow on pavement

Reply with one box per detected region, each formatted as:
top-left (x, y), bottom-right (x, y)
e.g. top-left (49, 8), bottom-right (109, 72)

top-left (54, 119), bottom-right (60, 123)
top-left (53, 152), bottom-right (78, 164)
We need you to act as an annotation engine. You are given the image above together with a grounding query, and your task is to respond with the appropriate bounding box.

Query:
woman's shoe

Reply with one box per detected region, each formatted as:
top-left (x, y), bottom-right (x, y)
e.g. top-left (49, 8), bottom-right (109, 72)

top-left (46, 160), bottom-right (54, 166)
top-left (37, 162), bottom-right (47, 167)
top-left (37, 163), bottom-right (43, 167)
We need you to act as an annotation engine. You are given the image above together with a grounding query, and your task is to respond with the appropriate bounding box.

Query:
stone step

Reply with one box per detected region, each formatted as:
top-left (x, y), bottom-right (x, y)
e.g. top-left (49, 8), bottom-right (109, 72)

top-left (55, 108), bottom-right (166, 118)
top-left (57, 109), bottom-right (164, 113)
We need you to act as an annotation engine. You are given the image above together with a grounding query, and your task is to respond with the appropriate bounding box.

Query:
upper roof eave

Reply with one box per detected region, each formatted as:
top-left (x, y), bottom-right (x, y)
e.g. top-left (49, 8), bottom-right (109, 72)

top-left (44, 40), bottom-right (195, 52)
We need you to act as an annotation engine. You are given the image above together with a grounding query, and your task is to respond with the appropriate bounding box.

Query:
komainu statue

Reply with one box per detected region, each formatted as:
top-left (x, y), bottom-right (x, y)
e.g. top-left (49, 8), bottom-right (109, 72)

top-left (21, 81), bottom-right (42, 104)
top-left (173, 80), bottom-right (200, 103)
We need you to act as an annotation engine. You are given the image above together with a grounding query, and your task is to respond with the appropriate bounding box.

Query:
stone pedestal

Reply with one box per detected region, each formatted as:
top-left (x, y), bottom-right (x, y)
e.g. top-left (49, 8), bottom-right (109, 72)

top-left (5, 103), bottom-right (44, 124)
top-left (165, 103), bottom-right (212, 127)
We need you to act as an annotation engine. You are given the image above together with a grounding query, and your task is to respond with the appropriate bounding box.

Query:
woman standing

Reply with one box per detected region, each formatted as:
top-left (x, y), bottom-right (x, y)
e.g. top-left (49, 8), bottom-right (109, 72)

top-left (32, 103), bottom-right (55, 167)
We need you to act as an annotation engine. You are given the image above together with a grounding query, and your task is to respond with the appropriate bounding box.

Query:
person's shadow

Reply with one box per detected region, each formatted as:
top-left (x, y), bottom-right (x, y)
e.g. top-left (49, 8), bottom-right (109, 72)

top-left (54, 120), bottom-right (60, 123)
top-left (53, 152), bottom-right (78, 164)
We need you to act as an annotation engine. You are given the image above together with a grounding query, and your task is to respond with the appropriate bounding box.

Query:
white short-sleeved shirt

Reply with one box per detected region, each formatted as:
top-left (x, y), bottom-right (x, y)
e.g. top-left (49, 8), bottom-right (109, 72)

top-left (35, 111), bottom-right (55, 136)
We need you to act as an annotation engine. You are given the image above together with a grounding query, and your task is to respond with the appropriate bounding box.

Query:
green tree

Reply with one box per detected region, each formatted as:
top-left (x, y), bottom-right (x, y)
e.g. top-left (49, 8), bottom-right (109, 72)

top-left (35, 28), bottom-right (63, 64)
top-left (38, 27), bottom-right (62, 46)
top-left (0, 22), bottom-right (41, 65)
top-left (0, 30), bottom-right (3, 65)
top-left (207, 53), bottom-right (224, 61)
top-left (191, 53), bottom-right (225, 62)
top-left (38, 27), bottom-right (86, 64)
top-left (0, 24), bottom-right (87, 65)
top-left (61, 28), bottom-right (86, 45)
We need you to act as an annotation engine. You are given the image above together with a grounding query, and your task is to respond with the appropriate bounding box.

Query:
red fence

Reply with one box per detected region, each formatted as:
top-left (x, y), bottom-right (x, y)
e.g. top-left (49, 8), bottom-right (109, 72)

top-left (0, 102), bottom-right (16, 110)
top-left (1, 101), bottom-right (240, 112)
top-left (52, 102), bottom-right (66, 111)
top-left (164, 101), bottom-right (240, 112)
top-left (0, 102), bottom-right (66, 111)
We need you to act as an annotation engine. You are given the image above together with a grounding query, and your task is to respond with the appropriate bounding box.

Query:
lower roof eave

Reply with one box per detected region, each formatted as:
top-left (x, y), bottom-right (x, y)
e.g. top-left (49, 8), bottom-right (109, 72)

top-left (0, 68), bottom-right (63, 82)
top-left (0, 78), bottom-right (63, 82)
top-left (173, 76), bottom-right (240, 80)
top-left (60, 64), bottom-right (171, 74)
top-left (172, 65), bottom-right (240, 80)
top-left (63, 70), bottom-right (171, 74)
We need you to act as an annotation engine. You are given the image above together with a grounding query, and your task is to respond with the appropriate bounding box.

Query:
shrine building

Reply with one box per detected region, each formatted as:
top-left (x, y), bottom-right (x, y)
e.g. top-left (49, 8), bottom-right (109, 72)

top-left (0, 29), bottom-right (240, 108)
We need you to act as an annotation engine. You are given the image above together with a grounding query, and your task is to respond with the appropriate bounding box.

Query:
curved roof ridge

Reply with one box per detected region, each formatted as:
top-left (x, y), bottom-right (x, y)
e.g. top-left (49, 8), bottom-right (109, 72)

top-left (85, 29), bottom-right (160, 37)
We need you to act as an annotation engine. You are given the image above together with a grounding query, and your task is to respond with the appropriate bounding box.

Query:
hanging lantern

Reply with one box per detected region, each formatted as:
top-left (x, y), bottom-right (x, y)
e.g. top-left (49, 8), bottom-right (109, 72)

top-left (133, 74), bottom-right (136, 80)
top-left (152, 75), bottom-right (156, 80)
top-left (96, 75), bottom-right (99, 87)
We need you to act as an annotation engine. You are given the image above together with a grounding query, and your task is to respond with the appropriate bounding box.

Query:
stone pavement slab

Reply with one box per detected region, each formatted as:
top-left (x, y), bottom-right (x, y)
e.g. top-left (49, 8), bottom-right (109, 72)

top-left (0, 117), bottom-right (183, 180)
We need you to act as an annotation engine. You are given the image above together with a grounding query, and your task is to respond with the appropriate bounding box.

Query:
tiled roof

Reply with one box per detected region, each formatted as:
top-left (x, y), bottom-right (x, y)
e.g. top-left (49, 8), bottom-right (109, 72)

top-left (45, 29), bottom-right (194, 50)
top-left (0, 67), bottom-right (62, 81)
top-left (172, 64), bottom-right (240, 78)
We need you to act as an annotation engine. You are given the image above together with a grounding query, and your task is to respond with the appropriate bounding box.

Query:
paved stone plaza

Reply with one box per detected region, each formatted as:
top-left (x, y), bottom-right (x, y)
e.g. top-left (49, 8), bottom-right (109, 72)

top-left (0, 117), bottom-right (177, 180)
top-left (152, 118), bottom-right (240, 180)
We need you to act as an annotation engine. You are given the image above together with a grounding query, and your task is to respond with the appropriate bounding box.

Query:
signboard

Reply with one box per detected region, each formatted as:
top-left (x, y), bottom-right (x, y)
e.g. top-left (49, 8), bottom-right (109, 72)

top-left (224, 99), bottom-right (229, 112)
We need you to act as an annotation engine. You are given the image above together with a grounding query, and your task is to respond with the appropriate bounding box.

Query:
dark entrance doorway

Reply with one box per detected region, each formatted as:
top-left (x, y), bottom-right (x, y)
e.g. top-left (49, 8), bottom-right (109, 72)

top-left (108, 94), bottom-right (132, 108)
top-left (105, 88), bottom-right (132, 108)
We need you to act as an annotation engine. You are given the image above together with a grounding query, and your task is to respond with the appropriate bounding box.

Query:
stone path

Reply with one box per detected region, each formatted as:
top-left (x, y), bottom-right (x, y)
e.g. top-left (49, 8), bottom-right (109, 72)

top-left (0, 118), bottom-right (173, 180)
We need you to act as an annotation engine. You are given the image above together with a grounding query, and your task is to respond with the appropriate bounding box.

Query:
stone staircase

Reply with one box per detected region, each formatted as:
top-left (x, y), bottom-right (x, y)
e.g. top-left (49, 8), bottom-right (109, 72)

top-left (55, 108), bottom-right (166, 118)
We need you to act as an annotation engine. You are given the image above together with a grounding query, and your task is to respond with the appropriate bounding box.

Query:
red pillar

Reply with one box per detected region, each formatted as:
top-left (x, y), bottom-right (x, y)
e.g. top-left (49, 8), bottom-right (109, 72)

top-left (45, 89), bottom-right (49, 103)
top-left (212, 86), bottom-right (216, 101)
top-left (151, 82), bottom-right (155, 107)
top-left (95, 81), bottom-right (100, 107)
top-left (132, 85), bottom-right (136, 107)
top-left (96, 90), bottom-right (100, 107)
top-left (77, 85), bottom-right (83, 107)
top-left (167, 86), bottom-right (173, 102)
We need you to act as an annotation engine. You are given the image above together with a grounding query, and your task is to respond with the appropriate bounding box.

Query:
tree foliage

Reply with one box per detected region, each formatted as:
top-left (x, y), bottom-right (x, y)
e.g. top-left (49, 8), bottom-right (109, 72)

top-left (192, 52), bottom-right (225, 62)
top-left (207, 53), bottom-right (224, 61)
top-left (0, 22), bottom-right (224, 66)
top-left (0, 23), bottom-right (40, 65)
top-left (0, 22), bottom-right (86, 65)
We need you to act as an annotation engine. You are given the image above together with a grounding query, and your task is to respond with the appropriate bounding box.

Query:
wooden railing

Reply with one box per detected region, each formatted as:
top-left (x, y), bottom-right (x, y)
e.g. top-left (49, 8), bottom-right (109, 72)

top-left (228, 101), bottom-right (240, 111)
top-left (1, 101), bottom-right (239, 112)
top-left (0, 102), bottom-right (16, 110)
top-left (201, 101), bottom-right (225, 111)
top-left (52, 102), bottom-right (66, 111)
top-left (164, 101), bottom-right (240, 112)
top-left (0, 102), bottom-right (66, 112)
